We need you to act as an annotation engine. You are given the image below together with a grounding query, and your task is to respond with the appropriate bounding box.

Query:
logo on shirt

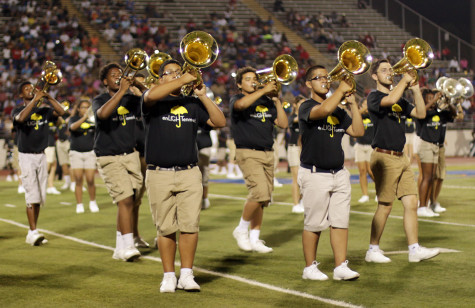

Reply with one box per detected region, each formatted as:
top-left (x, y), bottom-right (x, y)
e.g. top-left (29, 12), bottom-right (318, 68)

top-left (30, 113), bottom-right (43, 130)
top-left (251, 105), bottom-right (272, 123)
top-left (391, 104), bottom-right (403, 123)
top-left (429, 115), bottom-right (440, 130)
top-left (80, 122), bottom-right (91, 135)
top-left (327, 116), bottom-right (340, 138)
top-left (170, 105), bottom-right (189, 128)
top-left (363, 118), bottom-right (373, 130)
top-left (117, 106), bottom-right (130, 126)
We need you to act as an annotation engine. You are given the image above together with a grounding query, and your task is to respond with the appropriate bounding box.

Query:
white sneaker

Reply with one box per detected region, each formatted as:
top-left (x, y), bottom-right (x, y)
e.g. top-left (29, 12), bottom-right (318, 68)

top-left (177, 271), bottom-right (200, 291)
top-left (302, 261), bottom-right (328, 280)
top-left (431, 202), bottom-right (446, 213)
top-left (409, 246), bottom-right (440, 262)
top-left (25, 232), bottom-right (45, 246)
top-left (41, 238), bottom-right (48, 245)
top-left (160, 275), bottom-right (177, 293)
top-left (333, 260), bottom-right (360, 281)
top-left (13, 174), bottom-right (19, 181)
top-left (61, 182), bottom-right (70, 190)
top-left (18, 185), bottom-right (25, 194)
top-left (134, 237), bottom-right (150, 248)
top-left (292, 203), bottom-right (304, 213)
top-left (250, 240), bottom-right (273, 253)
top-left (365, 248), bottom-right (391, 263)
top-left (6, 174), bottom-right (13, 182)
top-left (122, 246), bottom-right (141, 262)
top-left (232, 227), bottom-right (252, 251)
top-left (358, 195), bottom-right (370, 203)
top-left (89, 201), bottom-right (99, 213)
top-left (46, 187), bottom-right (61, 195)
top-left (273, 178), bottom-right (283, 188)
top-left (76, 204), bottom-right (84, 214)
top-left (417, 206), bottom-right (440, 217)
top-left (201, 198), bottom-right (210, 210)
top-left (112, 249), bottom-right (124, 260)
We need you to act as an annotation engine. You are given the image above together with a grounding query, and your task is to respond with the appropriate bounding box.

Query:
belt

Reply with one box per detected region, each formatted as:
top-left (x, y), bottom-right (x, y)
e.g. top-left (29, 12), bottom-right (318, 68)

top-left (236, 146), bottom-right (274, 152)
top-left (301, 163), bottom-right (343, 174)
top-left (375, 147), bottom-right (403, 157)
top-left (439, 144), bottom-right (444, 148)
top-left (147, 163), bottom-right (196, 171)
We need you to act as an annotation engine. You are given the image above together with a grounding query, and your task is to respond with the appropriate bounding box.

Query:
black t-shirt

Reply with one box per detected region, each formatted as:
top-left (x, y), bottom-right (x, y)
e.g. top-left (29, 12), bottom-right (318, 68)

top-left (92, 92), bottom-right (141, 156)
top-left (12, 105), bottom-right (55, 153)
top-left (356, 114), bottom-right (374, 145)
top-left (405, 117), bottom-right (415, 134)
top-left (57, 121), bottom-right (69, 141)
top-left (367, 90), bottom-right (414, 152)
top-left (69, 115), bottom-right (95, 152)
top-left (47, 118), bottom-right (57, 147)
top-left (135, 114), bottom-right (145, 156)
top-left (141, 94), bottom-right (209, 167)
top-left (416, 109), bottom-right (452, 144)
top-left (230, 94), bottom-right (277, 150)
top-left (288, 114), bottom-right (300, 145)
top-left (299, 99), bottom-right (352, 169)
top-left (197, 124), bottom-right (213, 150)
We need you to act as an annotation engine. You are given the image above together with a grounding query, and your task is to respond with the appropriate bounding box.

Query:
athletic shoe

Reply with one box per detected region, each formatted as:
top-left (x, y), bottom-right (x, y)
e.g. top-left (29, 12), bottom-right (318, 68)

top-left (431, 202), bottom-right (447, 213)
top-left (18, 185), bottom-right (25, 194)
top-left (46, 187), bottom-right (61, 195)
top-left (89, 201), bottom-right (99, 213)
top-left (160, 275), bottom-right (177, 293)
top-left (333, 260), bottom-right (360, 281)
top-left (134, 237), bottom-right (150, 248)
top-left (250, 240), bottom-right (273, 253)
top-left (112, 249), bottom-right (124, 260)
top-left (6, 174), bottom-right (13, 182)
top-left (41, 238), bottom-right (48, 245)
top-left (409, 246), bottom-right (440, 262)
top-left (273, 178), bottom-right (283, 188)
top-left (358, 195), bottom-right (370, 203)
top-left (201, 198), bottom-right (210, 210)
top-left (177, 271), bottom-right (200, 291)
top-left (25, 232), bottom-right (45, 246)
top-left (417, 206), bottom-right (440, 217)
top-left (60, 182), bottom-right (70, 190)
top-left (76, 204), bottom-right (84, 214)
top-left (13, 174), bottom-right (19, 181)
top-left (232, 227), bottom-right (252, 251)
top-left (122, 246), bottom-right (141, 262)
top-left (365, 248), bottom-right (391, 263)
top-left (302, 261), bottom-right (328, 280)
top-left (292, 203), bottom-right (304, 213)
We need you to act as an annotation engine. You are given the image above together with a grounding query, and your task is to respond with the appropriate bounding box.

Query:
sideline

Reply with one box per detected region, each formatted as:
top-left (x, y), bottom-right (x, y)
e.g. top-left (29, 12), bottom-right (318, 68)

top-left (0, 217), bottom-right (363, 308)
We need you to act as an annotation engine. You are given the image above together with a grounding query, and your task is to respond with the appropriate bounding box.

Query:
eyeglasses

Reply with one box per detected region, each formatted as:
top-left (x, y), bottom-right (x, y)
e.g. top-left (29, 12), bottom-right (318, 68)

top-left (378, 68), bottom-right (393, 73)
top-left (161, 69), bottom-right (182, 77)
top-left (309, 75), bottom-right (328, 81)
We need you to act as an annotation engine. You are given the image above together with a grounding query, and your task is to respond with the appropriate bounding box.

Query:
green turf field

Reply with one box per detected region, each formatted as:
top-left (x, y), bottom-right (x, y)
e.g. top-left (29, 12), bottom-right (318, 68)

top-left (1, 163), bottom-right (474, 308)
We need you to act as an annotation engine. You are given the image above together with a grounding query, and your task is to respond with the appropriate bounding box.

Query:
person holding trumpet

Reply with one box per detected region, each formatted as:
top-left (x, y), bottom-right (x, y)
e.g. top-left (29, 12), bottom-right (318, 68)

top-left (142, 59), bottom-right (225, 293)
top-left (365, 59), bottom-right (440, 263)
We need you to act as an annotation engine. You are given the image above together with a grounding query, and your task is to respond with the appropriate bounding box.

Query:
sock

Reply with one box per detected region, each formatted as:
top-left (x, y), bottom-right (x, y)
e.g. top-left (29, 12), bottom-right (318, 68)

top-left (369, 244), bottom-right (380, 251)
top-left (89, 200), bottom-right (97, 205)
top-left (249, 229), bottom-right (260, 244)
top-left (180, 268), bottom-right (193, 276)
top-left (64, 175), bottom-right (71, 185)
top-left (164, 272), bottom-right (176, 278)
top-left (116, 231), bottom-right (123, 250)
top-left (77, 203), bottom-right (83, 207)
top-left (408, 243), bottom-right (420, 253)
top-left (237, 217), bottom-right (250, 231)
top-left (122, 233), bottom-right (134, 248)
top-left (228, 163), bottom-right (235, 174)
top-left (28, 229), bottom-right (36, 236)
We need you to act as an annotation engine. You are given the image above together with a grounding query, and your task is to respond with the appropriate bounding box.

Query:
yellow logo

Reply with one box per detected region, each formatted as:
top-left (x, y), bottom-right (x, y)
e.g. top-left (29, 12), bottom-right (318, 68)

top-left (256, 105), bottom-right (269, 122)
top-left (432, 115), bottom-right (440, 130)
top-left (171, 105), bottom-right (188, 128)
top-left (327, 115), bottom-right (340, 137)
top-left (392, 104), bottom-right (402, 123)
top-left (117, 106), bottom-right (130, 126)
top-left (80, 122), bottom-right (91, 135)
top-left (31, 113), bottom-right (42, 130)
top-left (363, 118), bottom-right (371, 130)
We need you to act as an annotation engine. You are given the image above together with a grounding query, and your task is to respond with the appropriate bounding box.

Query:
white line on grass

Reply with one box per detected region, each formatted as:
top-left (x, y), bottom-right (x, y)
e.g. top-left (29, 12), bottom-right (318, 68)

top-left (209, 194), bottom-right (475, 228)
top-left (384, 248), bottom-right (461, 255)
top-left (444, 185), bottom-right (475, 190)
top-left (4, 204), bottom-right (16, 208)
top-left (60, 202), bottom-right (72, 205)
top-left (0, 217), bottom-right (362, 308)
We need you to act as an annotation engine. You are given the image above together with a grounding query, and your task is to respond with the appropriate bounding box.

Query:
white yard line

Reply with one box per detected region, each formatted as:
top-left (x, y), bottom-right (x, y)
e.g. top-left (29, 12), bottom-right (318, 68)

top-left (4, 204), bottom-right (16, 208)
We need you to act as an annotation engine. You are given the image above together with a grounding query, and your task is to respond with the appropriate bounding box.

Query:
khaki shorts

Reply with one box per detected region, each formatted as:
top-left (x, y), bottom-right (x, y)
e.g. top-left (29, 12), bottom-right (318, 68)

top-left (287, 144), bottom-right (301, 167)
top-left (146, 167), bottom-right (202, 236)
top-left (354, 143), bottom-right (372, 163)
top-left (12, 145), bottom-right (19, 170)
top-left (70, 150), bottom-right (97, 170)
top-left (417, 139), bottom-right (439, 164)
top-left (226, 139), bottom-right (236, 162)
top-left (413, 135), bottom-right (421, 153)
top-left (19, 152), bottom-right (47, 206)
top-left (298, 167), bottom-right (351, 231)
top-left (45, 146), bottom-right (56, 164)
top-left (435, 146), bottom-right (446, 180)
top-left (198, 148), bottom-right (211, 187)
top-left (96, 151), bottom-right (143, 203)
top-left (235, 148), bottom-right (274, 203)
top-left (56, 140), bottom-right (70, 165)
top-left (370, 150), bottom-right (418, 203)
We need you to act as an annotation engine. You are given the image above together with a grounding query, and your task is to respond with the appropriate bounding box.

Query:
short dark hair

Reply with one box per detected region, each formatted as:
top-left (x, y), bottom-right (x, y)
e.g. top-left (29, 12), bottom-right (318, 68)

top-left (18, 80), bottom-right (32, 95)
top-left (371, 59), bottom-right (389, 75)
top-left (421, 88), bottom-right (433, 101)
top-left (305, 65), bottom-right (326, 81)
top-left (158, 59), bottom-right (181, 77)
top-left (99, 62), bottom-right (122, 83)
top-left (235, 66), bottom-right (257, 86)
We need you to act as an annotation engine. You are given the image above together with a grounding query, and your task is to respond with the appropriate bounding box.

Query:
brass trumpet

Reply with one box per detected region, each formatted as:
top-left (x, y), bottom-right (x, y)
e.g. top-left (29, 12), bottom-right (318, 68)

top-left (179, 31), bottom-right (219, 96)
top-left (116, 48), bottom-right (149, 85)
top-left (253, 54), bottom-right (298, 97)
top-left (324, 40), bottom-right (372, 94)
top-left (145, 50), bottom-right (172, 88)
top-left (33, 61), bottom-right (63, 95)
top-left (392, 38), bottom-right (434, 86)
